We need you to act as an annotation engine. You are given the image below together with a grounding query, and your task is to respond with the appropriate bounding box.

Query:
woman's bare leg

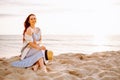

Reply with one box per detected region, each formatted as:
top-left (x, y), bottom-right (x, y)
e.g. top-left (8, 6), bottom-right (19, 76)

top-left (32, 62), bottom-right (39, 71)
top-left (38, 58), bottom-right (47, 72)
top-left (32, 56), bottom-right (46, 72)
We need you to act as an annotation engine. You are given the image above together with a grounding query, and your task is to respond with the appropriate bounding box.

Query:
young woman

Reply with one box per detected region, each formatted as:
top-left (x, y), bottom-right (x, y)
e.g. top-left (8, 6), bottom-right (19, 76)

top-left (11, 14), bottom-right (47, 72)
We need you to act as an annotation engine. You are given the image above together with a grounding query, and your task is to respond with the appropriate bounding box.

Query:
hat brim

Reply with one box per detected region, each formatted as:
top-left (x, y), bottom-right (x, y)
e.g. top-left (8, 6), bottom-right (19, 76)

top-left (45, 50), bottom-right (53, 60)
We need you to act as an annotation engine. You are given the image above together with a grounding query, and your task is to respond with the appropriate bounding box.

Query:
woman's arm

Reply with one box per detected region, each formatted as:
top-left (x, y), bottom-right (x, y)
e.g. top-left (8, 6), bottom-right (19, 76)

top-left (29, 42), bottom-right (41, 50)
top-left (25, 27), bottom-right (42, 50)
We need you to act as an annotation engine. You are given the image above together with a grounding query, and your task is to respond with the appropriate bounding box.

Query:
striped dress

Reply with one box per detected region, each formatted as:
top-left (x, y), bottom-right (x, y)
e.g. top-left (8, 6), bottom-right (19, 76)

top-left (11, 27), bottom-right (45, 68)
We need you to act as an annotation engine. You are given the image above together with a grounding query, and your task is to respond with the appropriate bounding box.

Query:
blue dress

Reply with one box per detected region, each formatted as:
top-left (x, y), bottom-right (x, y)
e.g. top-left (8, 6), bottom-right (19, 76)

top-left (11, 27), bottom-right (44, 68)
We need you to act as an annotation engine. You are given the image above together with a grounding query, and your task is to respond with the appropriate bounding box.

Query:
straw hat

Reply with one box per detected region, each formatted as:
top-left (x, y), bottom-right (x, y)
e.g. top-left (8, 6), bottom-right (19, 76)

top-left (45, 50), bottom-right (53, 60)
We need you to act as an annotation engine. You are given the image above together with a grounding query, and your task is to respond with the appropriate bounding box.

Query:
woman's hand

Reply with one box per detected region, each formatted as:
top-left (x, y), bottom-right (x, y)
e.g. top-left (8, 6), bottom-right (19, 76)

top-left (29, 41), bottom-right (46, 50)
top-left (39, 46), bottom-right (46, 50)
top-left (36, 41), bottom-right (41, 45)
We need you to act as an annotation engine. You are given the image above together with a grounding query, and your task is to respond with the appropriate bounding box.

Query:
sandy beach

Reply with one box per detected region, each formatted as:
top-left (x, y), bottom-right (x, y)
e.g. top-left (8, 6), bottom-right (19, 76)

top-left (0, 50), bottom-right (120, 80)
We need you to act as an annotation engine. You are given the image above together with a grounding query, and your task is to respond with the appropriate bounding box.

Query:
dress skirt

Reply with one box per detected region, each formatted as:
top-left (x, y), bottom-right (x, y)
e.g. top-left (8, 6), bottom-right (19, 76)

top-left (11, 48), bottom-right (44, 68)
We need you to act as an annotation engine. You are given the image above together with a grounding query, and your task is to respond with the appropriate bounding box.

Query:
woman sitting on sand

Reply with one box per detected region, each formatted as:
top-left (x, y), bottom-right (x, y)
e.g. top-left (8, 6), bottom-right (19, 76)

top-left (11, 14), bottom-right (47, 72)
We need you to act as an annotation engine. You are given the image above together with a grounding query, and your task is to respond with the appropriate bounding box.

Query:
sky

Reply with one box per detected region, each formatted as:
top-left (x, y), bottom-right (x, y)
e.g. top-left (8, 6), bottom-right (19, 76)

top-left (0, 0), bottom-right (120, 35)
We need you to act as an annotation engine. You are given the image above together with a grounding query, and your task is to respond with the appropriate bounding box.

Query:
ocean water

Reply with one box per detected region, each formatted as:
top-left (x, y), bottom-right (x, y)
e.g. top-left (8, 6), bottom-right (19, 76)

top-left (0, 35), bottom-right (120, 58)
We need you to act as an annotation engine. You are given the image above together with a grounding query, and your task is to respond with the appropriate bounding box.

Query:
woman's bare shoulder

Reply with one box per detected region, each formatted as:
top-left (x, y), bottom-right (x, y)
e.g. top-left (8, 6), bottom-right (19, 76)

top-left (25, 27), bottom-right (33, 36)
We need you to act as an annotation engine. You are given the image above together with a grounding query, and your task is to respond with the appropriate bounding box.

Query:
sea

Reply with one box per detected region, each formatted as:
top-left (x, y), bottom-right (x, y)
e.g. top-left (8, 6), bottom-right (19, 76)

top-left (0, 35), bottom-right (120, 58)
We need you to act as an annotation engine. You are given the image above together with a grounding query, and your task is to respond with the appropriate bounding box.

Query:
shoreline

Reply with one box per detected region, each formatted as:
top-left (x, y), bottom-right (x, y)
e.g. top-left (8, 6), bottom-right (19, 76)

top-left (0, 50), bottom-right (120, 80)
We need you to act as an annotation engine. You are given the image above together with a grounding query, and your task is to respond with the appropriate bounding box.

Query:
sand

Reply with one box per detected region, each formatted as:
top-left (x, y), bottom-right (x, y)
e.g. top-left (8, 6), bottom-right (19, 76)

top-left (0, 50), bottom-right (120, 80)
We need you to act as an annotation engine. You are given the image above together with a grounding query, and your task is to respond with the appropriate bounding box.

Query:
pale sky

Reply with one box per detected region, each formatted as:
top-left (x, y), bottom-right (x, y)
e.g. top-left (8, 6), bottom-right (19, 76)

top-left (0, 0), bottom-right (120, 35)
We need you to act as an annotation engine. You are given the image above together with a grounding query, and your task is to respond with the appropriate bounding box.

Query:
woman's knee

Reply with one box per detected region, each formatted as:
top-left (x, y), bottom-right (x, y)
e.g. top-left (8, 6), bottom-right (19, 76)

top-left (39, 57), bottom-right (44, 62)
top-left (40, 46), bottom-right (46, 50)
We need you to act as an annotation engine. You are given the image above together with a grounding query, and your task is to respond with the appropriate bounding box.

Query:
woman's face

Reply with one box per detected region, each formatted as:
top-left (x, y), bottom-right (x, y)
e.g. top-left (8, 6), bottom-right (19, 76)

top-left (29, 15), bottom-right (36, 26)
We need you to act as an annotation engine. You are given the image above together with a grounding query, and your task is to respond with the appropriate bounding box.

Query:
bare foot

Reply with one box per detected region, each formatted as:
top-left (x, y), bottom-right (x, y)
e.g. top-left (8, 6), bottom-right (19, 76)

top-left (41, 66), bottom-right (47, 73)
top-left (32, 64), bottom-right (39, 71)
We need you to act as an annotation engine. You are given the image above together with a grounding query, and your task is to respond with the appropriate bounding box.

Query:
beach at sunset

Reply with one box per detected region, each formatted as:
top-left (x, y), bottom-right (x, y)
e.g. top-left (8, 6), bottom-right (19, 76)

top-left (0, 0), bottom-right (120, 80)
top-left (0, 35), bottom-right (120, 80)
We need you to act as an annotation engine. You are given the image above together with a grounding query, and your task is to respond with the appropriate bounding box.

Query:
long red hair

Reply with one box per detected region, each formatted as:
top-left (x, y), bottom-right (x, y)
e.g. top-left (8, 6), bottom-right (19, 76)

top-left (23, 14), bottom-right (35, 42)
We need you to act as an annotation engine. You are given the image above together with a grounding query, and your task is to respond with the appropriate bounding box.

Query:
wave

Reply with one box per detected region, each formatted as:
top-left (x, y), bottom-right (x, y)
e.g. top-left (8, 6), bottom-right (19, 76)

top-left (0, 35), bottom-right (120, 58)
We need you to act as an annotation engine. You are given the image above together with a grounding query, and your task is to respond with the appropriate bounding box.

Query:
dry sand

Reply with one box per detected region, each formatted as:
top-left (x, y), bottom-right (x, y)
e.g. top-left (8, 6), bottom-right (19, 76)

top-left (0, 50), bottom-right (120, 80)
